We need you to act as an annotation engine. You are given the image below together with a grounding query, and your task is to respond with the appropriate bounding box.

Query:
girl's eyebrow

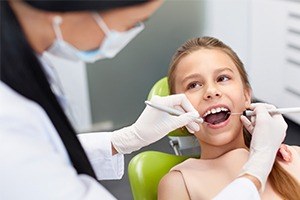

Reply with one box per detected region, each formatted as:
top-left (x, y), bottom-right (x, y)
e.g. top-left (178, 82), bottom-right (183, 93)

top-left (181, 73), bottom-right (203, 84)
top-left (181, 67), bottom-right (234, 84)
top-left (214, 67), bottom-right (234, 75)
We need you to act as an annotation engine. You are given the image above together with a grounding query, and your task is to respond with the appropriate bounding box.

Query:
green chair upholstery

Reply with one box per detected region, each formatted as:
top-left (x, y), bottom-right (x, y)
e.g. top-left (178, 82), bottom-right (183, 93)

top-left (147, 77), bottom-right (170, 99)
top-left (128, 151), bottom-right (190, 200)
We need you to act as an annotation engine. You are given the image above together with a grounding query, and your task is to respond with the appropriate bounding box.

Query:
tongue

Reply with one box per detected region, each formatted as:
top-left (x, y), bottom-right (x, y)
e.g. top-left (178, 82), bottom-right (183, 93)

top-left (205, 112), bottom-right (228, 125)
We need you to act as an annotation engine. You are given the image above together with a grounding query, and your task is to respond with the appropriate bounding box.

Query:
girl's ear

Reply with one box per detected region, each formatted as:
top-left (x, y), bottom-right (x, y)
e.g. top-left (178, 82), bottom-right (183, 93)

top-left (244, 87), bottom-right (252, 108)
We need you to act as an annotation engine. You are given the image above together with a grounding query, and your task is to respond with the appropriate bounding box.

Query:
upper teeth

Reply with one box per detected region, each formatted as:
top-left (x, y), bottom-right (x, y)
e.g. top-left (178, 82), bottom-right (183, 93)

top-left (203, 107), bottom-right (229, 117)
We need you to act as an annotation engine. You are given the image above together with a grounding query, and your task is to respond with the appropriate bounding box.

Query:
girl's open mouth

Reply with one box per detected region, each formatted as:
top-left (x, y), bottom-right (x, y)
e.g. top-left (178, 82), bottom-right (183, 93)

top-left (203, 106), bottom-right (231, 125)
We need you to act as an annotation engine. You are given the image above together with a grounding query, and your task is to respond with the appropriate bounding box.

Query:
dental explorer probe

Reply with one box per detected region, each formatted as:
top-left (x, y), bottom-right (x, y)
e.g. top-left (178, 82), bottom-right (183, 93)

top-left (144, 101), bottom-right (204, 123)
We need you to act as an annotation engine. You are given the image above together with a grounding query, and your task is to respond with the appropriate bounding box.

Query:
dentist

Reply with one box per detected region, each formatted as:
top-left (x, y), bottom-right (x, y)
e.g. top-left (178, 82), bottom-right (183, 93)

top-left (0, 1), bottom-right (286, 199)
top-left (0, 1), bottom-right (200, 199)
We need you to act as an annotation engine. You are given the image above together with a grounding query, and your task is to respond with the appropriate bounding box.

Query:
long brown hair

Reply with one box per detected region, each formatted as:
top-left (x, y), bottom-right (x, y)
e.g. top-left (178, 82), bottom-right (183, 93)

top-left (168, 36), bottom-right (300, 199)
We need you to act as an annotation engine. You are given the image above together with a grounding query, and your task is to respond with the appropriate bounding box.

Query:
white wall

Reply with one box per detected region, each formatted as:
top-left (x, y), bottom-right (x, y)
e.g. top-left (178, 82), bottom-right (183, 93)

top-left (249, 0), bottom-right (300, 123)
top-left (202, 0), bottom-right (250, 70)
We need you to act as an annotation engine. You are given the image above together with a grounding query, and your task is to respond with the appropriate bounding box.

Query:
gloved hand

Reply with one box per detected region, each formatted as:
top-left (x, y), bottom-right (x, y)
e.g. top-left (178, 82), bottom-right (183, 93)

top-left (240, 103), bottom-right (287, 191)
top-left (111, 94), bottom-right (200, 154)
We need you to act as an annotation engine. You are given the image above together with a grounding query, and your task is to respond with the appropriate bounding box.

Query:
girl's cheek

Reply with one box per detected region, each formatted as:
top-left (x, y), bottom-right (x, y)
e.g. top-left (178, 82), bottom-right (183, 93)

top-left (187, 95), bottom-right (200, 109)
top-left (186, 94), bottom-right (199, 109)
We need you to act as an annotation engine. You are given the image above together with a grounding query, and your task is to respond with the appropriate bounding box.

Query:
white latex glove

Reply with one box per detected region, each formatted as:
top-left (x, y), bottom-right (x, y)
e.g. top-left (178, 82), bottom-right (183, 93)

top-left (111, 94), bottom-right (200, 154)
top-left (240, 103), bottom-right (287, 191)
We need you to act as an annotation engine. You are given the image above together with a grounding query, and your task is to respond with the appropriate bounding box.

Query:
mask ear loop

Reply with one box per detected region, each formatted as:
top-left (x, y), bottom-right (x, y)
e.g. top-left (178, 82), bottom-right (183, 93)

top-left (92, 12), bottom-right (110, 36)
top-left (52, 16), bottom-right (64, 41)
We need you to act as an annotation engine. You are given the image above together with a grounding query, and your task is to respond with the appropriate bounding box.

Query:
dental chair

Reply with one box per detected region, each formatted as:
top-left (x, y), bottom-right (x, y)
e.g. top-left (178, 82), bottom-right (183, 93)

top-left (128, 77), bottom-right (200, 200)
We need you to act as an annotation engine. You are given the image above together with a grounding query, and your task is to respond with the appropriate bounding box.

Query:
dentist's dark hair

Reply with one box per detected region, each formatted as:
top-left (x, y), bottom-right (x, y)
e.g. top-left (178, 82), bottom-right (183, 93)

top-left (25, 0), bottom-right (147, 12)
top-left (0, 1), bottom-right (97, 178)
top-left (168, 36), bottom-right (300, 200)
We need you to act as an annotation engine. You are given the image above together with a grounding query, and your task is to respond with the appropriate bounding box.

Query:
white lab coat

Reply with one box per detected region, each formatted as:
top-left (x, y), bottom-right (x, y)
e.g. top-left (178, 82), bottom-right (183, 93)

top-left (0, 81), bottom-right (123, 199)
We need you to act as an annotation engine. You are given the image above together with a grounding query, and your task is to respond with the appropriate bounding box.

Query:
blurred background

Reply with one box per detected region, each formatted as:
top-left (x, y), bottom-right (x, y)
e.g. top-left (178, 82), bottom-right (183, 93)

top-left (53, 0), bottom-right (300, 199)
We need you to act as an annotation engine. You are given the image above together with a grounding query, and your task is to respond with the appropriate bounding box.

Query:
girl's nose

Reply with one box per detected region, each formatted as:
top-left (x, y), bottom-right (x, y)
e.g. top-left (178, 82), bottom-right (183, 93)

top-left (204, 84), bottom-right (222, 100)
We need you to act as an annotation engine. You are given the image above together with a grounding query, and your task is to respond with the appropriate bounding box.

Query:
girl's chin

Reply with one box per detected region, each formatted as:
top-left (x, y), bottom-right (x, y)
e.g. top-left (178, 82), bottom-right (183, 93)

top-left (200, 134), bottom-right (242, 148)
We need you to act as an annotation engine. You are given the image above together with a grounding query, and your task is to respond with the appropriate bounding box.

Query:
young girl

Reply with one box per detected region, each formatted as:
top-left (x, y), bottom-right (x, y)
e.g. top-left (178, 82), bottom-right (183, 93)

top-left (158, 37), bottom-right (300, 200)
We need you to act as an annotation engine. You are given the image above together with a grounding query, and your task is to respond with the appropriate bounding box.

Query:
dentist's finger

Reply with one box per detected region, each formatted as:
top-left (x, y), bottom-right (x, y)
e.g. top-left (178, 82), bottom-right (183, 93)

top-left (240, 115), bottom-right (254, 134)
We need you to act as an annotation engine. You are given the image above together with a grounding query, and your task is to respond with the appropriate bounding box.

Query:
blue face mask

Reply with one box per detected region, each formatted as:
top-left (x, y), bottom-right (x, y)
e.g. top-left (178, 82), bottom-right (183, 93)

top-left (46, 14), bottom-right (144, 63)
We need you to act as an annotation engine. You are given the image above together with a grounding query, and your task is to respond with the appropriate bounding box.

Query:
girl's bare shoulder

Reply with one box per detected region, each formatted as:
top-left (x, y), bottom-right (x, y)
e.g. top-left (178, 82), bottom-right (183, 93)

top-left (158, 170), bottom-right (190, 200)
top-left (277, 144), bottom-right (300, 182)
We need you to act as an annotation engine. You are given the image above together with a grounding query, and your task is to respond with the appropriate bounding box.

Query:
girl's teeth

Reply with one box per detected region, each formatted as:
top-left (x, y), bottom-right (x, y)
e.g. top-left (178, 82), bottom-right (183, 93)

top-left (204, 107), bottom-right (229, 117)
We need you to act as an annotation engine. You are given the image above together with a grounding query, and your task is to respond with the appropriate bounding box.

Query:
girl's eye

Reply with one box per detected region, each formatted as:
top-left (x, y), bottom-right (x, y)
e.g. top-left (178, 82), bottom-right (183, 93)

top-left (217, 75), bottom-right (230, 82)
top-left (187, 82), bottom-right (202, 90)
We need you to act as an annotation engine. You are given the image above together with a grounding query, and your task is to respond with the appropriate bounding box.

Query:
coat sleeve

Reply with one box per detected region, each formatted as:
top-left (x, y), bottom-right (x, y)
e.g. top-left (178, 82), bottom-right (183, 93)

top-left (0, 125), bottom-right (117, 200)
top-left (78, 132), bottom-right (124, 180)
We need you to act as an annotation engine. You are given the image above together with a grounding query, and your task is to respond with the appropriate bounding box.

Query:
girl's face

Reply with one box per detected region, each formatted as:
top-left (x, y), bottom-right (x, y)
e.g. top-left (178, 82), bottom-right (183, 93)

top-left (174, 49), bottom-right (251, 149)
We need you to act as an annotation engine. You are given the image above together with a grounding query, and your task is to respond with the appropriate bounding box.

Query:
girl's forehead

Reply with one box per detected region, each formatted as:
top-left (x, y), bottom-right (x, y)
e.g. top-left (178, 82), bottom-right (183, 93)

top-left (180, 49), bottom-right (232, 64)
top-left (175, 49), bottom-right (238, 74)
